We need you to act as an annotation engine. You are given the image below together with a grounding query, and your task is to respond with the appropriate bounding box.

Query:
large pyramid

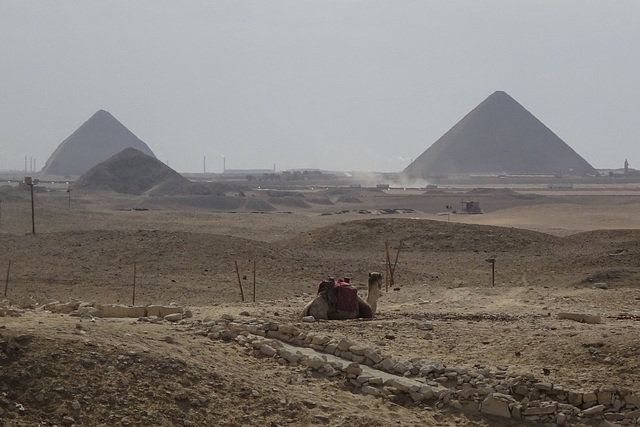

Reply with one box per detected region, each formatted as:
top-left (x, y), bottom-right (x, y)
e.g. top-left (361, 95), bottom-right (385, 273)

top-left (74, 147), bottom-right (193, 195)
top-left (40, 110), bottom-right (156, 176)
top-left (404, 91), bottom-right (597, 178)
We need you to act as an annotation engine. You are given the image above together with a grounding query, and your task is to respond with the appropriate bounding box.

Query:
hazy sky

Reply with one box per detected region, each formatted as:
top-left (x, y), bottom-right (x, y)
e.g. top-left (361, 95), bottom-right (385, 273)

top-left (1, 1), bottom-right (639, 173)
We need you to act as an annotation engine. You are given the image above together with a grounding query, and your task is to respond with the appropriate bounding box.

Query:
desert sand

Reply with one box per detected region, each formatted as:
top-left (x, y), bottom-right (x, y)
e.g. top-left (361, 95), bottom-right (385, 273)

top-left (2, 180), bottom-right (640, 426)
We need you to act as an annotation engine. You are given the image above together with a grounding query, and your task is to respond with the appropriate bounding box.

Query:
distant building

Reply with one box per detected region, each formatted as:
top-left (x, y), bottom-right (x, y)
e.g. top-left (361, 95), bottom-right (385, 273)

top-left (547, 183), bottom-right (574, 189)
top-left (462, 201), bottom-right (482, 214)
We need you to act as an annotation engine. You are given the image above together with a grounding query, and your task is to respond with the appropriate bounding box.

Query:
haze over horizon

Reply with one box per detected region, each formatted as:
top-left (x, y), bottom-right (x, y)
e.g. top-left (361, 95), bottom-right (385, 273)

top-left (1, 1), bottom-right (639, 174)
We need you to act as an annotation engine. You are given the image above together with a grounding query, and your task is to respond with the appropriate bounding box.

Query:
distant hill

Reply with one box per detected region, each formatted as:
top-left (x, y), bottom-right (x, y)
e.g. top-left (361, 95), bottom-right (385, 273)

top-left (41, 110), bottom-right (156, 176)
top-left (404, 91), bottom-right (597, 178)
top-left (74, 148), bottom-right (192, 195)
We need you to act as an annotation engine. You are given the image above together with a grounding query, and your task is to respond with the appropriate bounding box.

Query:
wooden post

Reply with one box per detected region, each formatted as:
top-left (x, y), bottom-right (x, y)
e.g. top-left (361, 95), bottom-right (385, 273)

top-left (235, 261), bottom-right (245, 302)
top-left (252, 261), bottom-right (256, 302)
top-left (4, 260), bottom-right (10, 297)
top-left (492, 262), bottom-right (495, 287)
top-left (389, 240), bottom-right (403, 289)
top-left (29, 181), bottom-right (35, 234)
top-left (385, 240), bottom-right (391, 292)
top-left (132, 262), bottom-right (137, 305)
top-left (485, 258), bottom-right (496, 287)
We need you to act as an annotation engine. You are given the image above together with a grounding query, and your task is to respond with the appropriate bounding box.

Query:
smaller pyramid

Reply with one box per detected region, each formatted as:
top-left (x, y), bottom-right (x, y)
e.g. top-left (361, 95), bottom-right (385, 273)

top-left (404, 91), bottom-right (597, 178)
top-left (74, 148), bottom-right (192, 195)
top-left (41, 110), bottom-right (156, 176)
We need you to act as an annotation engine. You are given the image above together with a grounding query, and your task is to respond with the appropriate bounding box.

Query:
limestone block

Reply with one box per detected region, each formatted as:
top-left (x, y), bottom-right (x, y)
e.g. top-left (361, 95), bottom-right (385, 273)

top-left (259, 345), bottom-right (277, 357)
top-left (77, 306), bottom-right (103, 318)
top-left (389, 378), bottom-right (412, 393)
top-left (345, 363), bottom-right (362, 376)
top-left (364, 348), bottom-right (382, 364)
top-left (310, 334), bottom-right (330, 346)
top-left (349, 345), bottom-right (367, 356)
top-left (514, 385), bottom-right (529, 396)
top-left (567, 391), bottom-right (583, 406)
top-left (337, 338), bottom-right (354, 351)
top-left (419, 385), bottom-right (435, 400)
top-left (153, 305), bottom-right (184, 317)
top-left (351, 354), bottom-right (365, 364)
top-left (625, 409), bottom-right (640, 419)
top-left (278, 324), bottom-right (298, 335)
top-left (557, 312), bottom-right (601, 324)
top-left (361, 385), bottom-right (380, 396)
top-left (597, 391), bottom-right (612, 405)
top-left (583, 392), bottom-right (598, 404)
top-left (324, 343), bottom-right (337, 355)
top-left (164, 313), bottom-right (183, 322)
top-left (521, 402), bottom-right (557, 416)
top-left (381, 358), bottom-right (396, 372)
top-left (409, 391), bottom-right (424, 402)
top-left (556, 412), bottom-right (567, 426)
top-left (98, 304), bottom-right (146, 318)
top-left (534, 382), bottom-right (552, 391)
top-left (625, 394), bottom-right (640, 408)
top-left (481, 394), bottom-right (514, 418)
top-left (49, 303), bottom-right (77, 314)
top-left (356, 375), bottom-right (372, 384)
top-left (582, 404), bottom-right (605, 416)
top-left (604, 413), bottom-right (625, 422)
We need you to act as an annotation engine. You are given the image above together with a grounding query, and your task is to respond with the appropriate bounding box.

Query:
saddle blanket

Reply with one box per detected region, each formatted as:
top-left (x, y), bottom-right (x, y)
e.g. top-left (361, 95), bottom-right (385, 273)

top-left (335, 281), bottom-right (358, 313)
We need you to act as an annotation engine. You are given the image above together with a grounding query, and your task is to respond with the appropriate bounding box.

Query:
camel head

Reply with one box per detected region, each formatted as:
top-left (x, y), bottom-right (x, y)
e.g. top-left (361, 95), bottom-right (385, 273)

top-left (368, 271), bottom-right (383, 290)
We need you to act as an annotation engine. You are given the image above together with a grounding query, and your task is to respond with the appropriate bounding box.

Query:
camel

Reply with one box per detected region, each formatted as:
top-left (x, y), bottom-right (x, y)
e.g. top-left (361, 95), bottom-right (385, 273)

top-left (301, 272), bottom-right (383, 320)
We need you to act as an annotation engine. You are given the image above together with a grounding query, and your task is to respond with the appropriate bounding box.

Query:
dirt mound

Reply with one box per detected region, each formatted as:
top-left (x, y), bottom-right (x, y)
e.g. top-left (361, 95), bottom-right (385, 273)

top-left (141, 195), bottom-right (276, 212)
top-left (336, 195), bottom-right (362, 203)
top-left (0, 185), bottom-right (28, 202)
top-left (74, 148), bottom-right (194, 195)
top-left (289, 218), bottom-right (559, 253)
top-left (267, 196), bottom-right (311, 209)
top-left (306, 196), bottom-right (334, 205)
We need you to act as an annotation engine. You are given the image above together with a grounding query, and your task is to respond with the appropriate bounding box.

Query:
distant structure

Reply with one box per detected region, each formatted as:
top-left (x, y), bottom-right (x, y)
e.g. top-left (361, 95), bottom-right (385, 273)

top-left (404, 91), bottom-right (597, 178)
top-left (40, 110), bottom-right (156, 176)
top-left (462, 200), bottom-right (482, 214)
top-left (624, 159), bottom-right (629, 176)
top-left (74, 148), bottom-right (192, 195)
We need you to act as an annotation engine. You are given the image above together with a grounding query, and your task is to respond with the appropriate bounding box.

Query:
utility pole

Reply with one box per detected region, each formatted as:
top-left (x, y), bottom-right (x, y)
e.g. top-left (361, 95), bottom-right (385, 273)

top-left (25, 177), bottom-right (35, 234)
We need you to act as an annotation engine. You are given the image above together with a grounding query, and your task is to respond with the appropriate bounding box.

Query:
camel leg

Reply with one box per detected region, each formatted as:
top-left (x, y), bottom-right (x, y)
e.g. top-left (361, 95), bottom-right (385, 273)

top-left (302, 297), bottom-right (329, 320)
top-left (357, 297), bottom-right (373, 319)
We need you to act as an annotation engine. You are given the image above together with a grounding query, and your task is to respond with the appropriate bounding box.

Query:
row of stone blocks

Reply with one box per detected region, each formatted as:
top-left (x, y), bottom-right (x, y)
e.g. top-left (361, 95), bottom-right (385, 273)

top-left (198, 314), bottom-right (640, 426)
top-left (41, 300), bottom-right (187, 321)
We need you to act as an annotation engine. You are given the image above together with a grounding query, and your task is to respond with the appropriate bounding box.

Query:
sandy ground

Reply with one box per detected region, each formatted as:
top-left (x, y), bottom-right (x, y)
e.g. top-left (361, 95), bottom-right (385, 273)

top-left (2, 182), bottom-right (640, 426)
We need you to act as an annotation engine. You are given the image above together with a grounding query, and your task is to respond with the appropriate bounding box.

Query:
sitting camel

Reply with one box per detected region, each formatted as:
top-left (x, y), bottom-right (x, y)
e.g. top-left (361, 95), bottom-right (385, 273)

top-left (301, 272), bottom-right (383, 320)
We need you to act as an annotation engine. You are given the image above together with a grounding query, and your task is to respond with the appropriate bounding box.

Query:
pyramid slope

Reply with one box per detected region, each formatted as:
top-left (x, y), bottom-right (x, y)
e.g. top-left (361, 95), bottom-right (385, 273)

top-left (41, 110), bottom-right (156, 176)
top-left (404, 91), bottom-right (597, 178)
top-left (74, 148), bottom-right (192, 195)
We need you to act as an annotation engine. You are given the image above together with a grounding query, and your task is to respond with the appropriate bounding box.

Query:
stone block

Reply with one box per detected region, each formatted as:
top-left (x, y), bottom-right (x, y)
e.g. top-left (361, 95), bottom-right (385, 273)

top-left (625, 394), bottom-right (640, 408)
top-left (481, 394), bottom-right (514, 418)
top-left (557, 312), bottom-right (601, 324)
top-left (98, 304), bottom-right (146, 318)
top-left (597, 391), bottom-right (612, 405)
top-left (521, 403), bottom-right (557, 416)
top-left (582, 404), bottom-right (605, 416)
